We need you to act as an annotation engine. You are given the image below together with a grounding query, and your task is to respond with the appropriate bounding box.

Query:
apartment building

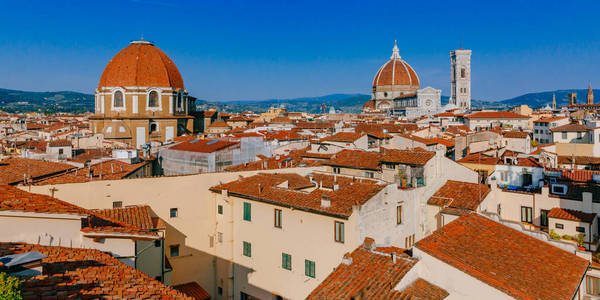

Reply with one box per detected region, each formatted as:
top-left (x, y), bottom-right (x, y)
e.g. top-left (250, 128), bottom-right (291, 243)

top-left (533, 116), bottom-right (569, 144)
top-left (463, 111), bottom-right (530, 131)
top-left (551, 122), bottom-right (600, 157)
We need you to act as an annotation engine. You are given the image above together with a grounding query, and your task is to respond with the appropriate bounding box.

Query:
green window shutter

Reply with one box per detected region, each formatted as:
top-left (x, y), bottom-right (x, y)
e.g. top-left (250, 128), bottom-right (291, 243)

top-left (282, 253), bottom-right (291, 270)
top-left (243, 241), bottom-right (251, 257)
top-left (305, 260), bottom-right (315, 278)
top-left (243, 202), bottom-right (251, 221)
top-left (340, 223), bottom-right (344, 243)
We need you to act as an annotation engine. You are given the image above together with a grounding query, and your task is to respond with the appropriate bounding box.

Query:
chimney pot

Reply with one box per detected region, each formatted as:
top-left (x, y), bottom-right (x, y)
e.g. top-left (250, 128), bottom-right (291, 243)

top-left (321, 194), bottom-right (331, 208)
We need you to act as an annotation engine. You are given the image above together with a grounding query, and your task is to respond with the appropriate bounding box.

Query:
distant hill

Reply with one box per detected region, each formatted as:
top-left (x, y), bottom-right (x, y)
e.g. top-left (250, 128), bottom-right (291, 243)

top-left (0, 88), bottom-right (93, 114)
top-left (0, 87), bottom-right (594, 114)
top-left (496, 89), bottom-right (598, 108)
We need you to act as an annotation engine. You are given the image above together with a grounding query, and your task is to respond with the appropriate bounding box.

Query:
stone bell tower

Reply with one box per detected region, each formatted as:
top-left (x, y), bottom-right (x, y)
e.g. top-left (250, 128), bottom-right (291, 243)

top-left (450, 49), bottom-right (472, 109)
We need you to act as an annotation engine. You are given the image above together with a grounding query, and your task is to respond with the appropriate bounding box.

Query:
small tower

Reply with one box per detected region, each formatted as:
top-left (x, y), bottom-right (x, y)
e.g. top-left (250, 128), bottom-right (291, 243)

top-left (552, 93), bottom-right (556, 110)
top-left (587, 83), bottom-right (594, 104)
top-left (450, 48), bottom-right (472, 110)
top-left (568, 93), bottom-right (577, 106)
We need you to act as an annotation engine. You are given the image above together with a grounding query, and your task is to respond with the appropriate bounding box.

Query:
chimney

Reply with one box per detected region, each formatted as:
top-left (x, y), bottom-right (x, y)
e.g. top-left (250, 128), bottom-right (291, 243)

top-left (333, 183), bottom-right (339, 191)
top-left (258, 183), bottom-right (262, 194)
top-left (111, 164), bottom-right (114, 174)
top-left (391, 252), bottom-right (397, 264)
top-left (363, 237), bottom-right (374, 250)
top-left (342, 253), bottom-right (353, 265)
top-left (321, 194), bottom-right (331, 208)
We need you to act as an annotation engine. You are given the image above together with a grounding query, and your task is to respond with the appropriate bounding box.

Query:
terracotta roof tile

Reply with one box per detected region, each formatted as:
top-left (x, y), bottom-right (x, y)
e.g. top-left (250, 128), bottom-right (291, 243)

top-left (0, 157), bottom-right (76, 185)
top-left (427, 180), bottom-right (490, 211)
top-left (457, 153), bottom-right (499, 165)
top-left (173, 282), bottom-right (211, 300)
top-left (210, 173), bottom-right (385, 218)
top-left (415, 213), bottom-right (589, 300)
top-left (0, 243), bottom-right (191, 299)
top-left (320, 132), bottom-right (364, 143)
top-left (34, 159), bottom-right (149, 184)
top-left (503, 131), bottom-right (529, 138)
top-left (325, 150), bottom-right (382, 171)
top-left (548, 208), bottom-right (596, 223)
top-left (550, 123), bottom-right (592, 132)
top-left (464, 111), bottom-right (529, 119)
top-left (93, 205), bottom-right (155, 230)
top-left (381, 149), bottom-right (435, 165)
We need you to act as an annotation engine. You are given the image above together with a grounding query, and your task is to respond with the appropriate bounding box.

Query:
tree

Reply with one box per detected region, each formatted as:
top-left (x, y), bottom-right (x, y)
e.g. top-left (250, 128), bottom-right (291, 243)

top-left (0, 272), bottom-right (22, 300)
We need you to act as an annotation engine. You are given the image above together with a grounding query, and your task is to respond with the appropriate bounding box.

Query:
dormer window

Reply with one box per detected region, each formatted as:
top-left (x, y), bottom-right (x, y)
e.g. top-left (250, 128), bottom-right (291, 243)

top-left (149, 91), bottom-right (159, 108)
top-left (113, 91), bottom-right (124, 108)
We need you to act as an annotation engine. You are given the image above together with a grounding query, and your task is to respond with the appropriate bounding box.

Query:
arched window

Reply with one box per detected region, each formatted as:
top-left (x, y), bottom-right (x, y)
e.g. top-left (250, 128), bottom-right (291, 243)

top-left (177, 93), bottom-right (183, 110)
top-left (149, 91), bottom-right (159, 108)
top-left (113, 91), bottom-right (124, 108)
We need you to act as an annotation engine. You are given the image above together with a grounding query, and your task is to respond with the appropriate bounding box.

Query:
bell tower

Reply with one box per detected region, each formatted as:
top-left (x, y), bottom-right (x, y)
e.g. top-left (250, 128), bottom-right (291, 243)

top-left (450, 49), bottom-right (472, 110)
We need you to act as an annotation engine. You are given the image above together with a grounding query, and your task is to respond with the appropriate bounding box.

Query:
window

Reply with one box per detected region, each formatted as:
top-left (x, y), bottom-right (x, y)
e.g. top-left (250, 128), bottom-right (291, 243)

top-left (218, 287), bottom-right (223, 296)
top-left (241, 292), bottom-right (249, 300)
top-left (577, 132), bottom-right (583, 139)
top-left (577, 226), bottom-right (586, 233)
top-left (305, 259), bottom-right (316, 278)
top-left (170, 208), bottom-right (178, 218)
top-left (112, 201), bottom-right (122, 208)
top-left (385, 163), bottom-right (395, 169)
top-left (170, 245), bottom-right (179, 257)
top-left (332, 167), bottom-right (340, 174)
top-left (520, 206), bottom-right (532, 224)
top-left (587, 276), bottom-right (600, 296)
top-left (149, 91), bottom-right (159, 107)
top-left (334, 221), bottom-right (344, 243)
top-left (500, 171), bottom-right (507, 182)
top-left (365, 171), bottom-right (374, 179)
top-left (551, 184), bottom-right (567, 195)
top-left (58, 148), bottom-right (64, 155)
top-left (217, 205), bottom-right (223, 215)
top-left (114, 90), bottom-right (124, 108)
top-left (562, 132), bottom-right (567, 139)
top-left (243, 202), bottom-right (251, 221)
top-left (540, 209), bottom-right (549, 227)
top-left (149, 122), bottom-right (158, 134)
top-left (177, 93), bottom-right (183, 110)
top-left (556, 223), bottom-right (564, 229)
top-left (154, 240), bottom-right (161, 247)
top-left (396, 205), bottom-right (402, 224)
top-left (217, 232), bottom-right (223, 243)
top-left (282, 253), bottom-right (292, 270)
top-left (274, 209), bottom-right (282, 228)
top-left (461, 68), bottom-right (466, 78)
top-left (243, 241), bottom-right (251, 257)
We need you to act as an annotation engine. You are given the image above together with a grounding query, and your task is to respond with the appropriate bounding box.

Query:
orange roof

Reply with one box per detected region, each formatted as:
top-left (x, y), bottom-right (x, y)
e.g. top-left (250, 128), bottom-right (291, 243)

top-left (502, 131), bottom-right (529, 139)
top-left (428, 180), bottom-right (490, 211)
top-left (550, 123), bottom-right (592, 132)
top-left (464, 111), bottom-right (529, 119)
top-left (169, 139), bottom-right (239, 153)
top-left (325, 150), bottom-right (382, 170)
top-left (416, 213), bottom-right (589, 300)
top-left (373, 57), bottom-right (420, 88)
top-left (558, 169), bottom-right (600, 183)
top-left (0, 243), bottom-right (191, 299)
top-left (535, 116), bottom-right (568, 123)
top-left (320, 132), bottom-right (364, 143)
top-left (94, 205), bottom-right (155, 230)
top-left (457, 153), bottom-right (499, 165)
top-left (173, 282), bottom-right (211, 300)
top-left (548, 208), bottom-right (596, 223)
top-left (307, 242), bottom-right (448, 299)
top-left (381, 149), bottom-right (435, 165)
top-left (208, 120), bottom-right (231, 128)
top-left (99, 41), bottom-right (184, 89)
top-left (210, 173), bottom-right (385, 218)
top-left (48, 139), bottom-right (72, 147)
top-left (35, 160), bottom-right (149, 184)
top-left (0, 157), bottom-right (75, 185)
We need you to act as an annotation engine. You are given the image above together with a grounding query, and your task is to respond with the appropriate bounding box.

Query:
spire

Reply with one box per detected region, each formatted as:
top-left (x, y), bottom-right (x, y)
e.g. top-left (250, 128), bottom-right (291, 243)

top-left (552, 93), bottom-right (556, 110)
top-left (390, 40), bottom-right (401, 60)
top-left (588, 83), bottom-right (594, 104)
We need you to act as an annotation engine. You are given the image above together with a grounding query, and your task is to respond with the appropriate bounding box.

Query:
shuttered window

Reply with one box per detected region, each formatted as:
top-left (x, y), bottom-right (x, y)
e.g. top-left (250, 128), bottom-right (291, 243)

top-left (243, 202), bottom-right (251, 221)
top-left (274, 209), bottom-right (282, 228)
top-left (282, 253), bottom-right (291, 270)
top-left (243, 241), bottom-right (251, 257)
top-left (334, 221), bottom-right (344, 243)
top-left (305, 259), bottom-right (315, 278)
top-left (587, 276), bottom-right (600, 295)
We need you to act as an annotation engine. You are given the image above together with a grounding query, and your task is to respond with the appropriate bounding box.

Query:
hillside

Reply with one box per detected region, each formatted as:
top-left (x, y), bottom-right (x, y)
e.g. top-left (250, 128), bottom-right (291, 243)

top-left (497, 89), bottom-right (598, 108)
top-left (0, 87), bottom-right (593, 114)
top-left (0, 88), bottom-right (94, 113)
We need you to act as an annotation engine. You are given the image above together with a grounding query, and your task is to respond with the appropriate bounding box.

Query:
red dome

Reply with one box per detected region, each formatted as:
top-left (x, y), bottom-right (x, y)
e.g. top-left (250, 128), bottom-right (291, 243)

top-left (99, 41), bottom-right (184, 89)
top-left (372, 58), bottom-right (419, 88)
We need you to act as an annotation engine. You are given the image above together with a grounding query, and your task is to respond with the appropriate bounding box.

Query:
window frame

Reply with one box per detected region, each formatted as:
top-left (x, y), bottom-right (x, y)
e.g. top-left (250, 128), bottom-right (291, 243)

top-left (170, 208), bottom-right (178, 218)
top-left (555, 223), bottom-right (564, 229)
top-left (170, 244), bottom-right (179, 257)
top-left (396, 205), bottom-right (402, 225)
top-left (520, 206), bottom-right (532, 224)
top-left (146, 89), bottom-right (162, 111)
top-left (112, 201), bottom-right (123, 208)
top-left (243, 241), bottom-right (251, 257)
top-left (282, 253), bottom-right (292, 271)
top-left (334, 221), bottom-right (345, 243)
top-left (540, 209), bottom-right (549, 227)
top-left (274, 208), bottom-right (282, 228)
top-left (576, 226), bottom-right (586, 233)
top-left (243, 202), bottom-right (251, 221)
top-left (305, 259), bottom-right (316, 278)
top-left (217, 204), bottom-right (223, 215)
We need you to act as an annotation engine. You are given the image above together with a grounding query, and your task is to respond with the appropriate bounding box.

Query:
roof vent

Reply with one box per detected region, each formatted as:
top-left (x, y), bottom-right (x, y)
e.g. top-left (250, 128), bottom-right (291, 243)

top-left (342, 253), bottom-right (353, 265)
top-left (321, 194), bottom-right (331, 208)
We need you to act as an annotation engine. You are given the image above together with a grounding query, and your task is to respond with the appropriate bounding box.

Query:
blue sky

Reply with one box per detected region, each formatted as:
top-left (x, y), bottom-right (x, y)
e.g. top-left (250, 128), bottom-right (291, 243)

top-left (0, 0), bottom-right (598, 101)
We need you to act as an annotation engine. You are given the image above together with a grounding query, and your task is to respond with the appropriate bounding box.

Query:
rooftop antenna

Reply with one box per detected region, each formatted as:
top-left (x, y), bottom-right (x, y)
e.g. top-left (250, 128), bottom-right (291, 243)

top-left (140, 32), bottom-right (144, 41)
